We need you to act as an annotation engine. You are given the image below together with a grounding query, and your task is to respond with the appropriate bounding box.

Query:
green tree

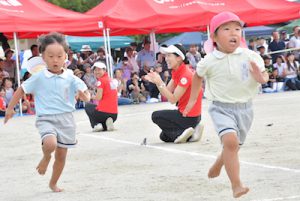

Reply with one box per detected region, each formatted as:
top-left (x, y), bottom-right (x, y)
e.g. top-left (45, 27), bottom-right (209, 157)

top-left (47, 0), bottom-right (103, 13)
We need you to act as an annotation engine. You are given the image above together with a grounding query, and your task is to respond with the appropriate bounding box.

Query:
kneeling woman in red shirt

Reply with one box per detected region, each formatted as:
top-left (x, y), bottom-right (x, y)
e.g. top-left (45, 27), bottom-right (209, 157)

top-left (85, 62), bottom-right (118, 131)
top-left (146, 44), bottom-right (204, 143)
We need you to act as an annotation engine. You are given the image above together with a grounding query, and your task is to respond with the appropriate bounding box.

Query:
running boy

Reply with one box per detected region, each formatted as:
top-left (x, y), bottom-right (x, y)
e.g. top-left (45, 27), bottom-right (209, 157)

top-left (4, 32), bottom-right (90, 192)
top-left (183, 12), bottom-right (269, 198)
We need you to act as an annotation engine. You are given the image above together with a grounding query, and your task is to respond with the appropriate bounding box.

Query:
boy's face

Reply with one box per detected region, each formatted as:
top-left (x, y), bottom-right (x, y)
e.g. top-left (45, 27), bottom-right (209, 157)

top-left (213, 21), bottom-right (242, 54)
top-left (42, 43), bottom-right (66, 74)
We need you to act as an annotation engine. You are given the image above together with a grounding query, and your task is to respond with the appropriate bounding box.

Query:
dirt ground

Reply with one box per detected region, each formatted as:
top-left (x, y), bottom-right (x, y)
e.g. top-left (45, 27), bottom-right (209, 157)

top-left (1, 91), bottom-right (300, 201)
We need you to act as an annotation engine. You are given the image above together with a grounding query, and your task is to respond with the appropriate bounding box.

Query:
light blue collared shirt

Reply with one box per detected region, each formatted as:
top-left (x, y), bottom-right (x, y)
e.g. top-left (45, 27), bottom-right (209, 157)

top-left (22, 69), bottom-right (88, 116)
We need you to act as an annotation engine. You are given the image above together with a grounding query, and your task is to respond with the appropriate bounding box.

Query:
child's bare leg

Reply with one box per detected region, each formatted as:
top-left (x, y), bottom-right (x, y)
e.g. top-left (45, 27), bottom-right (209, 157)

top-left (36, 135), bottom-right (57, 175)
top-left (208, 152), bottom-right (224, 178)
top-left (49, 147), bottom-right (68, 192)
top-left (222, 133), bottom-right (249, 198)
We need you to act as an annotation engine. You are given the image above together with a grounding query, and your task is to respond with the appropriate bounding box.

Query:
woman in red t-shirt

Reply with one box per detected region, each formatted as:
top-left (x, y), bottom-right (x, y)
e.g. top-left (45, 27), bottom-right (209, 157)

top-left (84, 62), bottom-right (118, 131)
top-left (145, 44), bottom-right (204, 143)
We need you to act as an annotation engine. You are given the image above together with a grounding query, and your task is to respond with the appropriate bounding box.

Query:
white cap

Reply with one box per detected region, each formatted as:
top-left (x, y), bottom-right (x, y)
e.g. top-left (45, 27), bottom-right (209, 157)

top-left (160, 44), bottom-right (185, 60)
top-left (92, 61), bottom-right (106, 69)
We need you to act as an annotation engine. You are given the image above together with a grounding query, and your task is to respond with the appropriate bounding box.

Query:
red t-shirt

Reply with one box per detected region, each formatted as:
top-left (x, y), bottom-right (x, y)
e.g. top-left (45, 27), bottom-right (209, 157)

top-left (172, 63), bottom-right (203, 117)
top-left (0, 97), bottom-right (6, 110)
top-left (96, 73), bottom-right (118, 114)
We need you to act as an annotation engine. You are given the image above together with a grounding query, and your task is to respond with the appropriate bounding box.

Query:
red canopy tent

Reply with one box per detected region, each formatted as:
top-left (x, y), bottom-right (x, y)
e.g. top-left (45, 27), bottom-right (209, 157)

top-left (87, 0), bottom-right (300, 35)
top-left (0, 0), bottom-right (101, 39)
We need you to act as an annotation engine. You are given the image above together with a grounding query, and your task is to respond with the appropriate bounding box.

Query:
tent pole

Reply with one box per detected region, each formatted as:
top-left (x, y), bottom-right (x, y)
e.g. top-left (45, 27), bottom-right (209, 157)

top-left (13, 32), bottom-right (22, 116)
top-left (102, 28), bottom-right (110, 77)
top-left (106, 28), bottom-right (113, 78)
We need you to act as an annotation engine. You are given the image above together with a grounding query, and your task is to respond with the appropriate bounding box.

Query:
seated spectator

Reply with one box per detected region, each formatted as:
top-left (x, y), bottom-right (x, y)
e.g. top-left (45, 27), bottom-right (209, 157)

top-left (126, 72), bottom-right (147, 103)
top-left (113, 69), bottom-right (132, 105)
top-left (186, 44), bottom-right (201, 70)
top-left (148, 63), bottom-right (163, 102)
top-left (95, 48), bottom-right (107, 64)
top-left (3, 48), bottom-right (16, 82)
top-left (1, 77), bottom-right (14, 106)
top-left (262, 55), bottom-right (278, 93)
top-left (160, 70), bottom-right (172, 102)
top-left (139, 61), bottom-right (151, 95)
top-left (273, 55), bottom-right (286, 91)
top-left (0, 86), bottom-right (6, 116)
top-left (119, 57), bottom-right (133, 81)
top-left (66, 48), bottom-right (78, 70)
top-left (0, 58), bottom-right (9, 79)
top-left (74, 69), bottom-right (85, 108)
top-left (125, 47), bottom-right (139, 73)
top-left (257, 46), bottom-right (266, 58)
top-left (82, 63), bottom-right (97, 93)
top-left (85, 62), bottom-right (118, 132)
top-left (284, 52), bottom-right (300, 90)
top-left (21, 72), bottom-right (35, 114)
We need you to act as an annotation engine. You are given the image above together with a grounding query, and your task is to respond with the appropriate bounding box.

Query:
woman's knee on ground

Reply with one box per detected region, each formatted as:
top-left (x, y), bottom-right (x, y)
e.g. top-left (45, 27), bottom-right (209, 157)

top-left (151, 111), bottom-right (161, 123)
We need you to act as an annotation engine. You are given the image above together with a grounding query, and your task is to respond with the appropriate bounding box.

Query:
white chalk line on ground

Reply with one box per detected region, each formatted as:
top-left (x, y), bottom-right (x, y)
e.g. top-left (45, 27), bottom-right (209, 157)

top-left (250, 195), bottom-right (300, 201)
top-left (80, 134), bottom-right (300, 174)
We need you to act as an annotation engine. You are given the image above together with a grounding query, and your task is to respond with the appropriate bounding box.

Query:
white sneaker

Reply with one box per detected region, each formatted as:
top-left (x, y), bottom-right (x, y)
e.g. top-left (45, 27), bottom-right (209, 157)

top-left (189, 123), bottom-right (204, 142)
top-left (105, 117), bottom-right (114, 131)
top-left (174, 127), bottom-right (194, 144)
top-left (92, 124), bottom-right (103, 132)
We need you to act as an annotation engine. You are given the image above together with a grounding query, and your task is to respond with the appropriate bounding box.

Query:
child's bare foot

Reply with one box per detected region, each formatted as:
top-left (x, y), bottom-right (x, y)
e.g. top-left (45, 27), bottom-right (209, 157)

top-left (36, 156), bottom-right (51, 175)
top-left (208, 162), bottom-right (222, 178)
top-left (49, 183), bottom-right (64, 192)
top-left (232, 186), bottom-right (249, 198)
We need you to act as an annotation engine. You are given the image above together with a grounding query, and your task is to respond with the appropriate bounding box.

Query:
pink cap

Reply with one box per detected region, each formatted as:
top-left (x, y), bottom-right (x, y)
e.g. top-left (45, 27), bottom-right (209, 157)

top-left (204, 11), bottom-right (247, 53)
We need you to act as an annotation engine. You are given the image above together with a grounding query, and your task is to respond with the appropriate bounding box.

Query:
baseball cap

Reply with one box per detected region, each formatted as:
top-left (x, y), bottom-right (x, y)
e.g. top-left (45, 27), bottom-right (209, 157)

top-left (204, 11), bottom-right (246, 53)
top-left (92, 61), bottom-right (106, 69)
top-left (160, 44), bottom-right (186, 60)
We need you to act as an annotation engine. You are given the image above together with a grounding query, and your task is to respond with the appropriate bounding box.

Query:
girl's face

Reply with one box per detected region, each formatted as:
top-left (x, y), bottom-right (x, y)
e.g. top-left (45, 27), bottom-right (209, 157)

top-left (4, 79), bottom-right (12, 88)
top-left (165, 53), bottom-right (182, 69)
top-left (287, 54), bottom-right (295, 61)
top-left (93, 67), bottom-right (105, 79)
top-left (213, 21), bottom-right (242, 54)
top-left (85, 67), bottom-right (92, 73)
top-left (115, 70), bottom-right (122, 79)
top-left (42, 43), bottom-right (66, 74)
top-left (276, 57), bottom-right (283, 64)
top-left (0, 89), bottom-right (5, 97)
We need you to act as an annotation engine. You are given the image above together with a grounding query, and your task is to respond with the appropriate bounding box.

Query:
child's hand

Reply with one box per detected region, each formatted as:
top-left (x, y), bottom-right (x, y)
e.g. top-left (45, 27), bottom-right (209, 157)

top-left (4, 108), bottom-right (15, 124)
top-left (78, 90), bottom-right (91, 102)
top-left (249, 61), bottom-right (269, 84)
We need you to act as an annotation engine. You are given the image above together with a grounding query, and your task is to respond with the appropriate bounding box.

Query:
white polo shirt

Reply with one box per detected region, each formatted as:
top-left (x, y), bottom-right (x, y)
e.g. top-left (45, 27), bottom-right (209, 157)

top-left (196, 47), bottom-right (265, 103)
top-left (22, 68), bottom-right (87, 116)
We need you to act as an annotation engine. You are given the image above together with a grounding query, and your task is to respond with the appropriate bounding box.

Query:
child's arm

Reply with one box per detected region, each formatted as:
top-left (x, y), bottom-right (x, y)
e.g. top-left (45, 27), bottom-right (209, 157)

top-left (4, 87), bottom-right (25, 124)
top-left (183, 73), bottom-right (203, 117)
top-left (250, 61), bottom-right (269, 84)
top-left (77, 89), bottom-right (90, 102)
